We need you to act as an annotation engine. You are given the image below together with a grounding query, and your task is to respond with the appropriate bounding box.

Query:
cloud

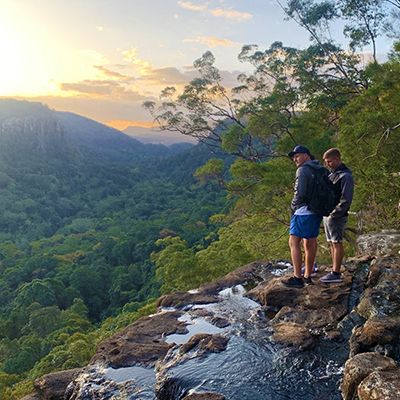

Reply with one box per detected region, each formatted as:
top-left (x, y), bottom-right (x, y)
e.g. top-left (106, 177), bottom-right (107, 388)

top-left (184, 36), bottom-right (239, 48)
top-left (176, 1), bottom-right (252, 22)
top-left (121, 48), bottom-right (152, 74)
top-left (94, 65), bottom-right (135, 82)
top-left (177, 1), bottom-right (207, 12)
top-left (60, 79), bottom-right (147, 100)
top-left (140, 66), bottom-right (198, 85)
top-left (61, 81), bottom-right (116, 95)
top-left (210, 8), bottom-right (252, 21)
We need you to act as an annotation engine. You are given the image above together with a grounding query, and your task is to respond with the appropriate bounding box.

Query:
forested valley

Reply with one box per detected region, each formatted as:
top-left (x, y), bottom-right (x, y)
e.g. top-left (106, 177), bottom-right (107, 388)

top-left (0, 100), bottom-right (228, 398)
top-left (2, 0), bottom-right (400, 398)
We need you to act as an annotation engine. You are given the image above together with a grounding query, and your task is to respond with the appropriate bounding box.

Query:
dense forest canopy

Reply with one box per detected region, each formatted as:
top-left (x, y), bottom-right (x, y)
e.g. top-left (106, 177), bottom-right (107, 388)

top-left (1, 1), bottom-right (400, 398)
top-left (0, 102), bottom-right (228, 399)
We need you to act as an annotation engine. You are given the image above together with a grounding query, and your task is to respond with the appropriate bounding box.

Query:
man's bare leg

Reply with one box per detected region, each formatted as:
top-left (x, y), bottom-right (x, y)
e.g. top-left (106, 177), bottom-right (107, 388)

top-left (303, 238), bottom-right (317, 278)
top-left (332, 242), bottom-right (344, 273)
top-left (289, 235), bottom-right (302, 278)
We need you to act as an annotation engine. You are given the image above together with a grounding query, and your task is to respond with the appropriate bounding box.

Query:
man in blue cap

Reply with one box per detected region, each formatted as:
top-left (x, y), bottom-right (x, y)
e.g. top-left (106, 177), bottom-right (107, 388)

top-left (283, 145), bottom-right (325, 288)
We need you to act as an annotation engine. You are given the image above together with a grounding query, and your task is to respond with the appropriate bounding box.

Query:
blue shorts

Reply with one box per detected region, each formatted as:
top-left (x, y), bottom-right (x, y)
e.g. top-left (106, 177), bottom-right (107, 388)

top-left (290, 214), bottom-right (322, 239)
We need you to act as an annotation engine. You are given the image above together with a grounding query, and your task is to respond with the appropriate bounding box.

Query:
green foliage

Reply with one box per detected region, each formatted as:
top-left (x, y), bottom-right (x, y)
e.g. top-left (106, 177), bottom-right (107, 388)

top-left (221, 125), bottom-right (247, 154)
top-left (339, 55), bottom-right (400, 229)
top-left (152, 237), bottom-right (200, 293)
top-left (0, 131), bottom-right (225, 395)
top-left (194, 158), bottom-right (225, 186)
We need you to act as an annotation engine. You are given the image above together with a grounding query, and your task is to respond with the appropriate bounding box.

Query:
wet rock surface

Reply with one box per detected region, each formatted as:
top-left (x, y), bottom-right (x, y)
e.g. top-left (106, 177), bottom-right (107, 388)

top-left (248, 265), bottom-right (353, 348)
top-left (156, 261), bottom-right (268, 310)
top-left (182, 393), bottom-right (226, 400)
top-left (356, 257), bottom-right (400, 320)
top-left (91, 310), bottom-right (187, 368)
top-left (179, 334), bottom-right (229, 355)
top-left (65, 364), bottom-right (157, 400)
top-left (33, 368), bottom-right (81, 400)
top-left (26, 247), bottom-right (400, 400)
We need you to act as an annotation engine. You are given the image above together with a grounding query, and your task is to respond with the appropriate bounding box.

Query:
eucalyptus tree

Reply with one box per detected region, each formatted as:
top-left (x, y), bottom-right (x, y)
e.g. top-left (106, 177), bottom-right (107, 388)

top-left (144, 51), bottom-right (267, 162)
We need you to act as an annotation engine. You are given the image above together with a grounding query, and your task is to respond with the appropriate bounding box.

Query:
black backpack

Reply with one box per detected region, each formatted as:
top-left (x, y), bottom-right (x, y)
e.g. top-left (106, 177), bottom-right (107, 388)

top-left (304, 165), bottom-right (337, 217)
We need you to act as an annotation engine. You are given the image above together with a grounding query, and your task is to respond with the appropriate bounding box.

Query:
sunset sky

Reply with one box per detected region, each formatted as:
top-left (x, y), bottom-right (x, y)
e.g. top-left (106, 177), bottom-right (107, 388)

top-left (0, 0), bottom-right (392, 131)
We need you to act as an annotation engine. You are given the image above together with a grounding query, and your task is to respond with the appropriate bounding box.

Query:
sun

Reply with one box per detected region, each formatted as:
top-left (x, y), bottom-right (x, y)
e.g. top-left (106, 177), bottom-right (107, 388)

top-left (0, 17), bottom-right (30, 95)
top-left (0, 2), bottom-right (104, 98)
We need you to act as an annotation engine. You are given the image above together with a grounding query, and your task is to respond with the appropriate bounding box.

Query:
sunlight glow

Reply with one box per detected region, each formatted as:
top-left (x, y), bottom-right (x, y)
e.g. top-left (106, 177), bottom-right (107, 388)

top-left (0, 2), bottom-right (105, 97)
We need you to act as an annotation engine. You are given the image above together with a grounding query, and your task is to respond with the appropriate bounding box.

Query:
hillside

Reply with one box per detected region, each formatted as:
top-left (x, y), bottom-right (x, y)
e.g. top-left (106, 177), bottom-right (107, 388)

top-left (123, 125), bottom-right (196, 146)
top-left (0, 100), bottom-right (227, 397)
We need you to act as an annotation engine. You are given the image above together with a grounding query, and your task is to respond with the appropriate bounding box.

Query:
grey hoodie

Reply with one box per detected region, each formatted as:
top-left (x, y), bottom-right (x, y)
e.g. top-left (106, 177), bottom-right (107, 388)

top-left (328, 163), bottom-right (354, 219)
top-left (291, 160), bottom-right (326, 212)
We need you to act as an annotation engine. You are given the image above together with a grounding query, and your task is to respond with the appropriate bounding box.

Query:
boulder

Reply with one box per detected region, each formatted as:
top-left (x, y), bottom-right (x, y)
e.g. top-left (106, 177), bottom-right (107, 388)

top-left (272, 322), bottom-right (314, 349)
top-left (356, 258), bottom-right (400, 319)
top-left (33, 368), bottom-right (81, 400)
top-left (358, 369), bottom-right (400, 400)
top-left (180, 334), bottom-right (229, 355)
top-left (350, 316), bottom-right (400, 357)
top-left (341, 352), bottom-right (398, 400)
top-left (357, 231), bottom-right (400, 257)
top-left (91, 311), bottom-right (187, 367)
top-left (249, 269), bottom-right (352, 311)
top-left (248, 268), bottom-right (353, 348)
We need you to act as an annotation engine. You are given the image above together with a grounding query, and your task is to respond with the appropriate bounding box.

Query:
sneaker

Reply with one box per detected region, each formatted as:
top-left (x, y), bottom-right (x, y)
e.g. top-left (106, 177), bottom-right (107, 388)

top-left (319, 272), bottom-right (343, 283)
top-left (304, 276), bottom-right (314, 285)
top-left (301, 263), bottom-right (318, 277)
top-left (282, 276), bottom-right (304, 288)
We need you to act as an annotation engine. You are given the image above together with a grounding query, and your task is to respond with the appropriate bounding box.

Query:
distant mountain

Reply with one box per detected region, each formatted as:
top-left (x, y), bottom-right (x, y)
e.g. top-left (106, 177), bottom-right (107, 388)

top-left (123, 125), bottom-right (197, 146)
top-left (0, 99), bottom-right (189, 164)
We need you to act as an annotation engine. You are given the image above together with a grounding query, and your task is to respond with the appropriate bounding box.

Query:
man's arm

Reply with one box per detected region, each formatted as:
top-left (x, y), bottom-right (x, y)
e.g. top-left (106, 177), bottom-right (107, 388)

top-left (291, 166), bottom-right (310, 211)
top-left (330, 173), bottom-right (354, 218)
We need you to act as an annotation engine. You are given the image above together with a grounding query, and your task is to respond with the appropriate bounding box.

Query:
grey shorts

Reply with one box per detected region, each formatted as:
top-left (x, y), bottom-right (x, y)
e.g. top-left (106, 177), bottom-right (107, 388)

top-left (323, 216), bottom-right (347, 243)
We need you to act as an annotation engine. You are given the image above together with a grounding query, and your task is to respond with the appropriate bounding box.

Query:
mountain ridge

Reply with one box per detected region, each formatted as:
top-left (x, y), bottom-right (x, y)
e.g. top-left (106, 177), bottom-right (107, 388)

top-left (0, 99), bottom-right (192, 163)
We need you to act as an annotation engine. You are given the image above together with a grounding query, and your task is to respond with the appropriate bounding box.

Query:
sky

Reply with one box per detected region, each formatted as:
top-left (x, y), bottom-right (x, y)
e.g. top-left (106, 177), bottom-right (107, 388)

top-left (0, 0), bottom-right (394, 131)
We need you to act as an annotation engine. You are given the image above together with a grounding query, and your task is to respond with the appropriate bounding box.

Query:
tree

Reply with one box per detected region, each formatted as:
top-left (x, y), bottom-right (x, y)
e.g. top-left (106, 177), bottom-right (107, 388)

top-left (338, 50), bottom-right (400, 229)
top-left (144, 52), bottom-right (268, 161)
top-left (340, 0), bottom-right (386, 62)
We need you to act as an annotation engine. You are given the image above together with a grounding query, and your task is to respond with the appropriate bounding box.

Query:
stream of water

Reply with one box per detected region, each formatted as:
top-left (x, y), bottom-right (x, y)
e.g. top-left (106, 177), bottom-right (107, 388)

top-left (76, 265), bottom-right (367, 400)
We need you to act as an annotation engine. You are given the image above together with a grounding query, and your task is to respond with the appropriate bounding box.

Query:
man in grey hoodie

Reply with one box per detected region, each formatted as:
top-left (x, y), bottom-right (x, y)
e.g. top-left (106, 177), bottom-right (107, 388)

top-left (320, 148), bottom-right (354, 283)
top-left (283, 145), bottom-right (325, 288)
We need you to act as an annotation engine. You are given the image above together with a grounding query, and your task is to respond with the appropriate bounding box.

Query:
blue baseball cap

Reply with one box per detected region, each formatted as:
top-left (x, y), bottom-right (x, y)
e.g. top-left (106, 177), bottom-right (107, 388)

top-left (288, 145), bottom-right (311, 159)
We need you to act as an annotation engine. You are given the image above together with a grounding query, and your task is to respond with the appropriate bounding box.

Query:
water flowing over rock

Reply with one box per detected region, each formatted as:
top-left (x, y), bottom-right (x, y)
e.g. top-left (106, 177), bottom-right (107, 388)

top-left (24, 238), bottom-right (400, 400)
top-left (56, 261), bottom-right (359, 399)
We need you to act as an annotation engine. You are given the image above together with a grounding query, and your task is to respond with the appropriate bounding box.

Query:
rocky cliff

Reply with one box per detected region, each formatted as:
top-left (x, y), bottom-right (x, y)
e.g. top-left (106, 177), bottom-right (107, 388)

top-left (23, 231), bottom-right (400, 400)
